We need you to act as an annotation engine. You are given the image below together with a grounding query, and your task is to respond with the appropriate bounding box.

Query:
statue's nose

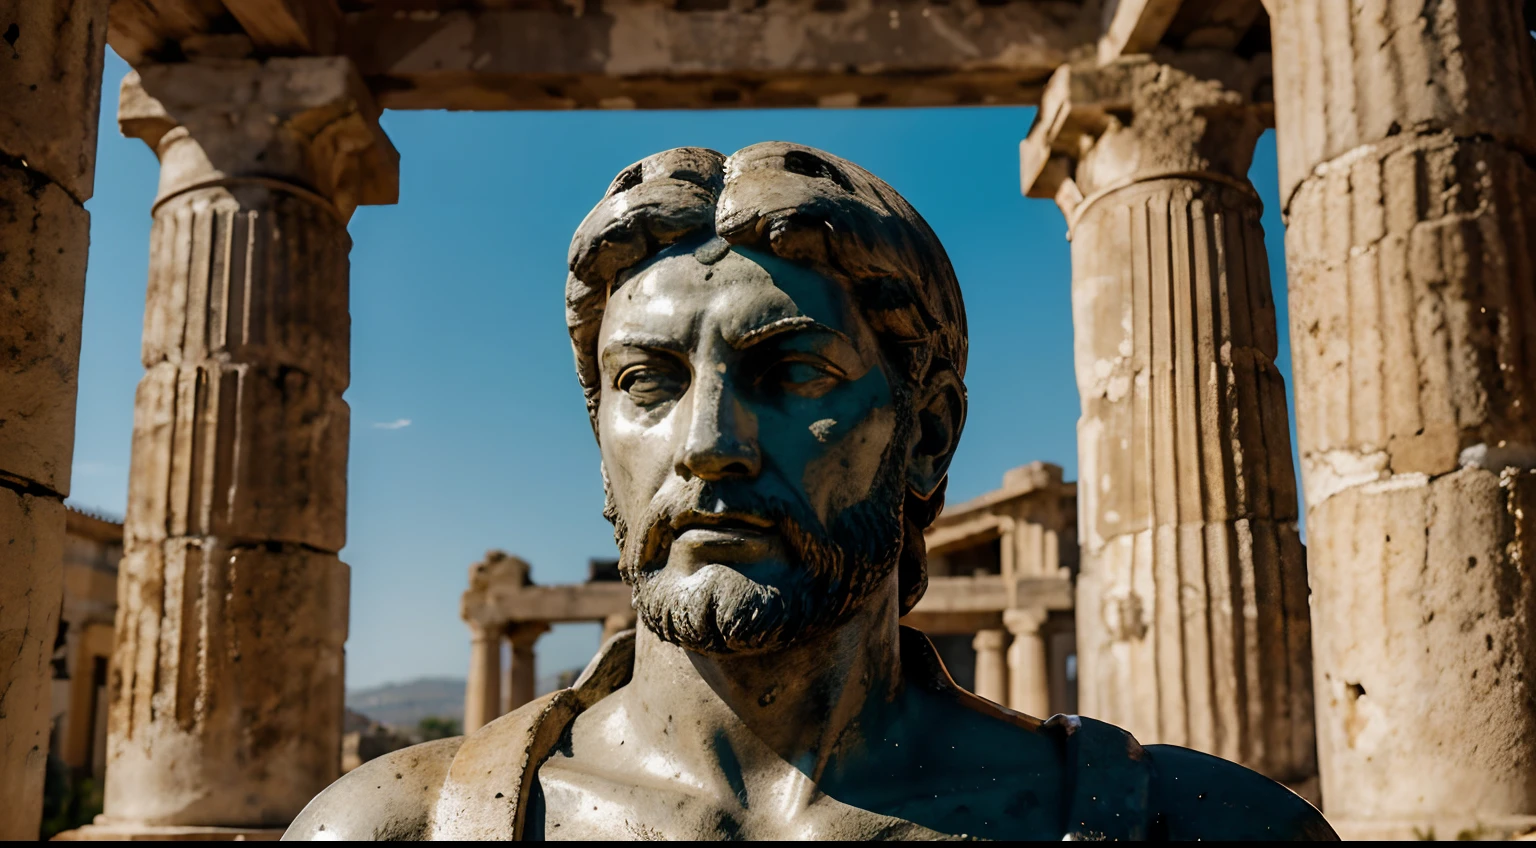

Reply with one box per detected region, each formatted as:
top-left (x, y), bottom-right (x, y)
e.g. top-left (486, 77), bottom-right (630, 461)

top-left (677, 372), bottom-right (760, 481)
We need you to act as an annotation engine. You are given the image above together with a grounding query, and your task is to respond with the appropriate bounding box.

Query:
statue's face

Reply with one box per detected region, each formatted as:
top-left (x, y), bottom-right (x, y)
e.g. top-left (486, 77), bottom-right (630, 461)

top-left (596, 244), bottom-right (910, 654)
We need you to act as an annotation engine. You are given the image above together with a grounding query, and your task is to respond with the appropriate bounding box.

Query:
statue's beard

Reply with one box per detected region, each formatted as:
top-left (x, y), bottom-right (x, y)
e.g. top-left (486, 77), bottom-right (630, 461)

top-left (608, 444), bottom-right (908, 656)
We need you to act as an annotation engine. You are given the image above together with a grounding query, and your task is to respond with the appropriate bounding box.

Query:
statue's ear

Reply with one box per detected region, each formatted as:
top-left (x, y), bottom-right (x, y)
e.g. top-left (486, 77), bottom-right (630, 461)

top-left (906, 369), bottom-right (966, 501)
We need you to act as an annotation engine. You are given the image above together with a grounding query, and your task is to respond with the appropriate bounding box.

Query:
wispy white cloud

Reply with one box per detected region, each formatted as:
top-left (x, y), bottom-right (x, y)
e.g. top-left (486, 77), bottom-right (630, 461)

top-left (372, 419), bottom-right (412, 430)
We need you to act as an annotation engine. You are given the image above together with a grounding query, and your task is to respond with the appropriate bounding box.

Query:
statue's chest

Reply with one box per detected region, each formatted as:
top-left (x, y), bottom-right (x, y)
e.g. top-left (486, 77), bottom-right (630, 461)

top-left (529, 762), bottom-right (963, 841)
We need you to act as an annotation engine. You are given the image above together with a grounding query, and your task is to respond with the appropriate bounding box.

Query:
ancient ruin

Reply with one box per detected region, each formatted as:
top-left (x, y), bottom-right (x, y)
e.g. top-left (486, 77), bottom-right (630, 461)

top-left (460, 463), bottom-right (1079, 732)
top-left (0, 0), bottom-right (1530, 841)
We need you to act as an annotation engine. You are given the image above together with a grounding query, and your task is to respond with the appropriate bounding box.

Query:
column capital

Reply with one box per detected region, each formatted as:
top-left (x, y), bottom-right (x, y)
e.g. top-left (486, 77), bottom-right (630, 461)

top-left (506, 622), bottom-right (551, 647)
top-left (117, 57), bottom-right (398, 220)
top-left (1020, 54), bottom-right (1269, 223)
top-left (972, 629), bottom-right (1008, 651)
top-left (468, 621), bottom-right (504, 644)
top-left (1003, 607), bottom-right (1049, 636)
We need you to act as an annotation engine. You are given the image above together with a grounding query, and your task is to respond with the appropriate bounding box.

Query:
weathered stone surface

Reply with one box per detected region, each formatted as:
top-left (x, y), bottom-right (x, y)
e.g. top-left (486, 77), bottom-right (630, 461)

top-left (1022, 56), bottom-right (1315, 785)
top-left (1286, 135), bottom-right (1536, 495)
top-left (1272, 0), bottom-right (1536, 832)
top-left (139, 190), bottom-right (351, 387)
top-left (123, 361), bottom-right (350, 552)
top-left (0, 162), bottom-right (88, 496)
top-left (1307, 467), bottom-right (1536, 826)
top-left (342, 0), bottom-right (1096, 111)
top-left (0, 490), bottom-right (63, 841)
top-left (105, 540), bottom-right (348, 827)
top-left (0, 0), bottom-right (109, 202)
top-left (97, 56), bottom-right (393, 835)
top-left (121, 57), bottom-right (399, 217)
top-left (1270, 0), bottom-right (1536, 203)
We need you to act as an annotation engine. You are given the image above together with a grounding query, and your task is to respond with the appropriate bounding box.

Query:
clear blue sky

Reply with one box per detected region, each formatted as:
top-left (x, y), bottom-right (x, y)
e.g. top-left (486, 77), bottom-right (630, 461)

top-left (70, 49), bottom-right (1298, 690)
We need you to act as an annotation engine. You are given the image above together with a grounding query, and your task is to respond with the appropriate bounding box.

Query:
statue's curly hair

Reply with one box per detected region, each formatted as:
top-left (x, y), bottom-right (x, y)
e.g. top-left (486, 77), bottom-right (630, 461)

top-left (565, 141), bottom-right (967, 616)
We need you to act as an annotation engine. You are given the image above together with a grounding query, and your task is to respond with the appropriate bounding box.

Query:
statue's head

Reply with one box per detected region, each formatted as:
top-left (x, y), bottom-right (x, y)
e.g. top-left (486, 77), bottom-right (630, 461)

top-left (567, 142), bottom-right (967, 655)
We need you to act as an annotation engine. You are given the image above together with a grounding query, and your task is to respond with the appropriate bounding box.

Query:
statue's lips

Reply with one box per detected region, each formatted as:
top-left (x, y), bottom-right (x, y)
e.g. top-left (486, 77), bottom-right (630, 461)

top-left (670, 512), bottom-right (777, 552)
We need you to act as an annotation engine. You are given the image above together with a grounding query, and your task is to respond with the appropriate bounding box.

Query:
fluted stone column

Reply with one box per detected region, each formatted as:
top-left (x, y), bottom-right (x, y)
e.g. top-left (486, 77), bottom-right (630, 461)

top-left (0, 0), bottom-right (107, 838)
top-left (506, 624), bottom-right (548, 713)
top-left (971, 629), bottom-right (1009, 705)
top-left (1004, 609), bottom-right (1050, 718)
top-left (1270, 0), bottom-right (1536, 837)
top-left (464, 623), bottom-right (504, 734)
top-left (1021, 56), bottom-right (1315, 786)
top-left (78, 59), bottom-right (397, 839)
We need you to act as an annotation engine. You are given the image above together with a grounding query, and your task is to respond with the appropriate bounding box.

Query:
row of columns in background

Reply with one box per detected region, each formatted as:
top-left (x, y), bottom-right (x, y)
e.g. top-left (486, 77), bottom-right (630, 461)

top-left (2, 0), bottom-right (1535, 840)
top-left (969, 609), bottom-right (1051, 718)
top-left (464, 613), bottom-right (635, 734)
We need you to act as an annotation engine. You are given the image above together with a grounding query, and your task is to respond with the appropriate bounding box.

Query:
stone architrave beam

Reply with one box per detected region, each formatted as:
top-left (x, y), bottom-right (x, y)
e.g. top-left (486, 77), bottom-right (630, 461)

top-left (0, 1), bottom-right (108, 837)
top-left (1270, 0), bottom-right (1536, 838)
top-left (222, 0), bottom-right (341, 55)
top-left (1021, 55), bottom-right (1314, 789)
top-left (107, 0), bottom-right (228, 64)
top-left (1097, 0), bottom-right (1184, 63)
top-left (340, 0), bottom-right (1096, 111)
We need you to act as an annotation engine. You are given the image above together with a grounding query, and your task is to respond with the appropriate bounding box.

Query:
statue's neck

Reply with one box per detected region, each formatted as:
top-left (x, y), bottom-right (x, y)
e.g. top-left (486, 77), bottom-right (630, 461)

top-left (624, 575), bottom-right (904, 784)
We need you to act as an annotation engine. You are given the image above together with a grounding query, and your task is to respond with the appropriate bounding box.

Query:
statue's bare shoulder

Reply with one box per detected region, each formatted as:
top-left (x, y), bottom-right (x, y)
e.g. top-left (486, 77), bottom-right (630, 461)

top-left (282, 736), bottom-right (463, 841)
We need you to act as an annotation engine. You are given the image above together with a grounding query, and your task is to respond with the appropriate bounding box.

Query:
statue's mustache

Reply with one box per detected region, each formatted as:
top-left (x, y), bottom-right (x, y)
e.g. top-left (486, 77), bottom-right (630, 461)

top-left (624, 481), bottom-right (828, 579)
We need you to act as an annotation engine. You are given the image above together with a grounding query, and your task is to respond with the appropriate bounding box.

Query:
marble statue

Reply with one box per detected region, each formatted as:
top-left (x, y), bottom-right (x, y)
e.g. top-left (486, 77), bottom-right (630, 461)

top-left (284, 143), bottom-right (1337, 841)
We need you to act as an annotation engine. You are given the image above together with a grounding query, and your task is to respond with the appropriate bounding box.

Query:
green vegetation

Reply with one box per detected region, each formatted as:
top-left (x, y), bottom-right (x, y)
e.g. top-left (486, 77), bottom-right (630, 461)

top-left (416, 715), bottom-right (461, 741)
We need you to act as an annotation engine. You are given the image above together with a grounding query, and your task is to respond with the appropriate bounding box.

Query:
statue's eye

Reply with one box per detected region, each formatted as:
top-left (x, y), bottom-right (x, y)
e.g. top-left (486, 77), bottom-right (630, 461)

top-left (616, 364), bottom-right (686, 405)
top-left (762, 359), bottom-right (841, 399)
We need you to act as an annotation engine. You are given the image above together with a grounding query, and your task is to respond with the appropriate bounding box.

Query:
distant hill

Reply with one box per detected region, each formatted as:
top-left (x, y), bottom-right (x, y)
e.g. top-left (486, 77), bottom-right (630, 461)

top-left (347, 671), bottom-right (583, 731)
top-left (346, 677), bottom-right (465, 730)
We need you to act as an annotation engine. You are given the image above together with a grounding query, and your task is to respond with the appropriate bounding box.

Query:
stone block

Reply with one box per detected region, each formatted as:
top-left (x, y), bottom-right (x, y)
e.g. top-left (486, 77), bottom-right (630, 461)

top-left (0, 0), bottom-right (109, 202)
top-left (1286, 135), bottom-right (1536, 479)
top-left (107, 538), bottom-right (348, 827)
top-left (139, 190), bottom-right (351, 391)
top-left (1307, 467), bottom-right (1536, 822)
top-left (0, 489), bottom-right (63, 840)
top-left (124, 362), bottom-right (348, 553)
top-left (0, 162), bottom-right (88, 496)
top-left (1271, 0), bottom-right (1536, 203)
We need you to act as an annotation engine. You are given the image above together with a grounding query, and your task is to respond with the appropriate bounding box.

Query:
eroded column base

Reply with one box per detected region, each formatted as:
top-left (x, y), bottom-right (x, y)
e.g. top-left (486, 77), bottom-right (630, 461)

top-left (55, 822), bottom-right (285, 841)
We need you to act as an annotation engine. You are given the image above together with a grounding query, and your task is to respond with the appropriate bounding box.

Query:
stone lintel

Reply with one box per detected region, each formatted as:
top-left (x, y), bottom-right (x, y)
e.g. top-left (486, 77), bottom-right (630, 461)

top-left (222, 0), bottom-right (340, 56)
top-left (118, 56), bottom-right (398, 217)
top-left (341, 1), bottom-right (1096, 112)
top-left (1097, 0), bottom-right (1185, 65)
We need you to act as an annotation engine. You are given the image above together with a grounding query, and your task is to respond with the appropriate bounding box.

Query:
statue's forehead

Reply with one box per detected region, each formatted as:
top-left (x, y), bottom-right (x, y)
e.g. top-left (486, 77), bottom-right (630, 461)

top-left (602, 248), bottom-right (859, 349)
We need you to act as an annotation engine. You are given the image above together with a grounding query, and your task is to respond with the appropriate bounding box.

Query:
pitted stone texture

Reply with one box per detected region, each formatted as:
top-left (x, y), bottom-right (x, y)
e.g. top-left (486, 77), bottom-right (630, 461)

top-left (1270, 0), bottom-right (1536, 203)
top-left (1286, 134), bottom-right (1536, 498)
top-left (0, 163), bottom-right (88, 496)
top-left (140, 191), bottom-right (351, 387)
top-left (1079, 517), bottom-right (1312, 780)
top-left (120, 57), bottom-right (398, 218)
top-left (0, 0), bottom-right (109, 202)
top-left (0, 490), bottom-right (63, 840)
top-left (1074, 180), bottom-right (1299, 543)
top-left (1307, 467), bottom-right (1536, 823)
top-left (125, 362), bottom-right (349, 553)
top-left (1272, 0), bottom-right (1536, 829)
top-left (107, 539), bottom-right (348, 828)
top-left (1066, 172), bottom-right (1314, 785)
